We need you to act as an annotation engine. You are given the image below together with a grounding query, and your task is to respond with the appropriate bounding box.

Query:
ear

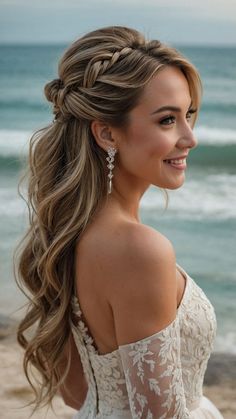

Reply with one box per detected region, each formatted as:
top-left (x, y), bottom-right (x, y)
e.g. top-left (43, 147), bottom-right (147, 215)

top-left (91, 120), bottom-right (117, 152)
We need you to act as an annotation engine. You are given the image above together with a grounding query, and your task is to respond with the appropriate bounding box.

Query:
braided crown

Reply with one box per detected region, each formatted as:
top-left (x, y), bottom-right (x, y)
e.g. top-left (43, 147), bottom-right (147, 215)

top-left (44, 32), bottom-right (190, 124)
top-left (45, 46), bottom-right (135, 122)
top-left (83, 47), bottom-right (133, 88)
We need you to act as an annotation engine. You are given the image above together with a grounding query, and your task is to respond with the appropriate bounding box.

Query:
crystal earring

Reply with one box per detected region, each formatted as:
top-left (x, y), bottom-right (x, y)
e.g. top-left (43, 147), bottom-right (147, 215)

top-left (106, 146), bottom-right (117, 194)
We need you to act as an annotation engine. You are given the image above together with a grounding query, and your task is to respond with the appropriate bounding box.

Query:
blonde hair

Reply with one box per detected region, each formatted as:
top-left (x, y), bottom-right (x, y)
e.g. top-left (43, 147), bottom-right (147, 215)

top-left (14, 26), bottom-right (202, 411)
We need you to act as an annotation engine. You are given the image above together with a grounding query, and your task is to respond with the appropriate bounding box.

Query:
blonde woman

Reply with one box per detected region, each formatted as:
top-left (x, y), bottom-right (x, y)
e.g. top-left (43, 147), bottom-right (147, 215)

top-left (15, 26), bottom-right (223, 418)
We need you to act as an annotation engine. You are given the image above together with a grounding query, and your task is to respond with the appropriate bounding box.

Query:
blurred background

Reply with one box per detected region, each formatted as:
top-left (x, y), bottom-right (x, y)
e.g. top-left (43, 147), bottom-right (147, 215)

top-left (0, 1), bottom-right (235, 417)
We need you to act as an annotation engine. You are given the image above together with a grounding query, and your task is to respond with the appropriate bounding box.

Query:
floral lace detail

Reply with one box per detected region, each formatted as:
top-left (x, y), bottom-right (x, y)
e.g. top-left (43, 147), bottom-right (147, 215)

top-left (119, 316), bottom-right (191, 418)
top-left (70, 265), bottom-right (218, 418)
top-left (90, 355), bottom-right (129, 414)
top-left (71, 295), bottom-right (129, 415)
top-left (71, 295), bottom-right (98, 354)
top-left (178, 278), bottom-right (217, 408)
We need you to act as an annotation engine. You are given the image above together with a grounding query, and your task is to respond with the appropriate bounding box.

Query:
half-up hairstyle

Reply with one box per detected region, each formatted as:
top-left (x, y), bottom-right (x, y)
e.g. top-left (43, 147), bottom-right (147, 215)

top-left (14, 26), bottom-right (202, 410)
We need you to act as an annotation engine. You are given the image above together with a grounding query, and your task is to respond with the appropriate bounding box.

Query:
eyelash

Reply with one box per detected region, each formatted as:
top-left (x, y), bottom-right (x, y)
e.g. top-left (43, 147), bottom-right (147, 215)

top-left (160, 109), bottom-right (197, 126)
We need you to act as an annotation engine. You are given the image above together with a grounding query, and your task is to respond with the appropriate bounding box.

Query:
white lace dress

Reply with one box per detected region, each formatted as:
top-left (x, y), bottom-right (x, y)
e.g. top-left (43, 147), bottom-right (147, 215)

top-left (70, 264), bottom-right (223, 418)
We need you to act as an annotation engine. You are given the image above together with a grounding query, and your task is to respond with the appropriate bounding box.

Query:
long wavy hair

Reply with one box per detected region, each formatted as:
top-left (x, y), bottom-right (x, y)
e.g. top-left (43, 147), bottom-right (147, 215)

top-left (14, 26), bottom-right (202, 410)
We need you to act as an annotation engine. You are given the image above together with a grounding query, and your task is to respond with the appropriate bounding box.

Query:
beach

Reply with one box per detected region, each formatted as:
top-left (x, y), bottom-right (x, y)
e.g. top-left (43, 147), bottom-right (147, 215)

top-left (0, 319), bottom-right (75, 419)
top-left (0, 44), bottom-right (235, 419)
top-left (0, 318), bottom-right (235, 419)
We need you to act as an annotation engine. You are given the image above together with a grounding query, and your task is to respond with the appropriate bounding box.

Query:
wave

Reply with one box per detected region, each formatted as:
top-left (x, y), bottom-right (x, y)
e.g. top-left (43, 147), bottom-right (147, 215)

top-left (0, 189), bottom-right (26, 217)
top-left (200, 102), bottom-right (236, 114)
top-left (189, 144), bottom-right (236, 167)
top-left (0, 130), bottom-right (29, 171)
top-left (194, 126), bottom-right (236, 144)
top-left (0, 130), bottom-right (31, 157)
top-left (215, 332), bottom-right (236, 355)
top-left (0, 100), bottom-right (47, 112)
top-left (141, 173), bottom-right (236, 220)
top-left (0, 127), bottom-right (236, 172)
top-left (2, 172), bottom-right (236, 220)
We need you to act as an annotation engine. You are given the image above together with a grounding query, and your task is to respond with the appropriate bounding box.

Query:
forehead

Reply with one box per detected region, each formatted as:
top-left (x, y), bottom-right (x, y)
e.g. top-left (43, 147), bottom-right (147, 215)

top-left (137, 66), bottom-right (191, 111)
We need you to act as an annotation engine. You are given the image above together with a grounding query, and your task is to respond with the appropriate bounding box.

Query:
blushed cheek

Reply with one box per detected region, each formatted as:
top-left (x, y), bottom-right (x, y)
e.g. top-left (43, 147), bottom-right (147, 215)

top-left (147, 138), bottom-right (173, 160)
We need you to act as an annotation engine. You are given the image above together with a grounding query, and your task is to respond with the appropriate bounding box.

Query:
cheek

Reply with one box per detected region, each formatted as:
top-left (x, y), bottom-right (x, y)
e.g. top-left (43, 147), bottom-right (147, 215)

top-left (118, 124), bottom-right (174, 169)
top-left (151, 129), bottom-right (176, 158)
top-left (145, 132), bottom-right (175, 161)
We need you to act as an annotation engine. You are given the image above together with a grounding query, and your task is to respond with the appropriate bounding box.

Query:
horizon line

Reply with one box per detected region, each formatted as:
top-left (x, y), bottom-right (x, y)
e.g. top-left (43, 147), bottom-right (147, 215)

top-left (0, 41), bottom-right (236, 48)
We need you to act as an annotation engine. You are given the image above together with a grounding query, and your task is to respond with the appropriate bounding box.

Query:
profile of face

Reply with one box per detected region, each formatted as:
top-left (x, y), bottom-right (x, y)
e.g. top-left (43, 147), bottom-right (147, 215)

top-left (110, 65), bottom-right (198, 192)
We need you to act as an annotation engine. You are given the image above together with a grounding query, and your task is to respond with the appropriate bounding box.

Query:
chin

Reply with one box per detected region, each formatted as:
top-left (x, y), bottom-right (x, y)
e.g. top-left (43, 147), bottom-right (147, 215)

top-left (169, 173), bottom-right (186, 190)
top-left (167, 181), bottom-right (185, 190)
top-left (155, 177), bottom-right (185, 190)
top-left (167, 185), bottom-right (183, 190)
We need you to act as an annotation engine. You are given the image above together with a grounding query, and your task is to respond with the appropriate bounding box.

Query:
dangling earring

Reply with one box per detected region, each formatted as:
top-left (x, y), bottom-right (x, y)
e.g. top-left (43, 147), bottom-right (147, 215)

top-left (106, 146), bottom-right (117, 194)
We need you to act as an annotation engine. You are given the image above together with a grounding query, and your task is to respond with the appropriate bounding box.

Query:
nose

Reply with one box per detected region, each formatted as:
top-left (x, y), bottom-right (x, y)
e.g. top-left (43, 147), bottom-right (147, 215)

top-left (177, 122), bottom-right (198, 150)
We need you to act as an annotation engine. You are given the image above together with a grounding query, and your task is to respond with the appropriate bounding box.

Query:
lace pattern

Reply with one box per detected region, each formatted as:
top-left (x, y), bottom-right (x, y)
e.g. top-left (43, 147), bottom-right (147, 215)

top-left (71, 296), bottom-right (129, 415)
top-left (118, 316), bottom-right (190, 418)
top-left (70, 265), bottom-right (217, 418)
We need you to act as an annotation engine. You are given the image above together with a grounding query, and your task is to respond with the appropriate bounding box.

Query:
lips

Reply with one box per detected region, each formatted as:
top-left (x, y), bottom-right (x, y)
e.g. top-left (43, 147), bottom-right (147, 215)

top-left (163, 156), bottom-right (187, 170)
top-left (163, 154), bottom-right (188, 163)
top-left (164, 158), bottom-right (186, 165)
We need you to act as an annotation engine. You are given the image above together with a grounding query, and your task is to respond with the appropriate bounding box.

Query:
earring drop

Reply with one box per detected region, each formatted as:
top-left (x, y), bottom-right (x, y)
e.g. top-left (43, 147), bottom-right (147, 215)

top-left (106, 146), bottom-right (117, 194)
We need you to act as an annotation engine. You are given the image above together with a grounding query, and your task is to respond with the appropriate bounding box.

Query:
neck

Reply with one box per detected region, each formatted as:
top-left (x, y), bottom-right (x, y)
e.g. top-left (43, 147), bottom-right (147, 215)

top-left (104, 179), bottom-right (150, 224)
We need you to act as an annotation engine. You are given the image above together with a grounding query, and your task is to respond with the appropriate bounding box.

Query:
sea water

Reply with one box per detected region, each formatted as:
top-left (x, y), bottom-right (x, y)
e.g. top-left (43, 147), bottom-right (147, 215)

top-left (0, 44), bottom-right (235, 353)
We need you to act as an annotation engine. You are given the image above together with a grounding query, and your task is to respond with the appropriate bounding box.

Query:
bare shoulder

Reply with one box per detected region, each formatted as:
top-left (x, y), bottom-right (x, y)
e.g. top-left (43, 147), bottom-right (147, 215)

top-left (108, 222), bottom-right (176, 281)
top-left (121, 222), bottom-right (175, 262)
top-left (107, 223), bottom-right (178, 346)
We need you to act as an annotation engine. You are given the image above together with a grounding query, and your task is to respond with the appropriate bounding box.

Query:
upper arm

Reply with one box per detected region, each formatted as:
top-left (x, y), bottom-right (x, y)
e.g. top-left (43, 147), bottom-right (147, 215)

top-left (107, 225), bottom-right (190, 418)
top-left (108, 224), bottom-right (177, 346)
top-left (58, 333), bottom-right (88, 410)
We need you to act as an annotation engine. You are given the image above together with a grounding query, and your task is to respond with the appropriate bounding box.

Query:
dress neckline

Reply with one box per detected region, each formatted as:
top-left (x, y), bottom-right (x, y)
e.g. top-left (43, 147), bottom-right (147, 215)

top-left (176, 263), bottom-right (190, 311)
top-left (71, 263), bottom-right (191, 357)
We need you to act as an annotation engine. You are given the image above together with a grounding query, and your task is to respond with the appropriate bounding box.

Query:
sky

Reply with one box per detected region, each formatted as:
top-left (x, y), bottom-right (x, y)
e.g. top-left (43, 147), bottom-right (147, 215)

top-left (1, 0), bottom-right (236, 46)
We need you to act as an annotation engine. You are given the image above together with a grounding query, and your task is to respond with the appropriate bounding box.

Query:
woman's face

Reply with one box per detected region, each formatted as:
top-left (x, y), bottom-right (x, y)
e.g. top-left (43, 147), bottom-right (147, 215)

top-left (114, 65), bottom-right (198, 191)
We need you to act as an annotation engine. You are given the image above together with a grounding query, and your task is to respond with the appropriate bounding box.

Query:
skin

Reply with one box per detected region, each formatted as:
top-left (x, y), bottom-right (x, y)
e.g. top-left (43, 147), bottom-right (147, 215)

top-left (92, 65), bottom-right (198, 222)
top-left (61, 65), bottom-right (199, 410)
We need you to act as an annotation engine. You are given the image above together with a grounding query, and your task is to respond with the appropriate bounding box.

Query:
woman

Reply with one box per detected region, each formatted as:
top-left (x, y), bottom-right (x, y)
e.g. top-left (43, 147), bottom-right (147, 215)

top-left (15, 26), bottom-right (223, 418)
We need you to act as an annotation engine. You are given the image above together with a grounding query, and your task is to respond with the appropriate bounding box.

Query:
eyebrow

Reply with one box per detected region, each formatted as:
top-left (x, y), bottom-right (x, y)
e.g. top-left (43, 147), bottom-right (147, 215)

top-left (150, 102), bottom-right (193, 115)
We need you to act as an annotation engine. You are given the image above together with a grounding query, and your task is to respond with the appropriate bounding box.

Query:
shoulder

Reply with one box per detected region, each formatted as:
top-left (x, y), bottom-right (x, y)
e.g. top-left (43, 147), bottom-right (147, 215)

top-left (121, 222), bottom-right (175, 260)
top-left (79, 219), bottom-right (175, 270)
top-left (108, 222), bottom-right (176, 278)
top-left (107, 223), bottom-right (178, 346)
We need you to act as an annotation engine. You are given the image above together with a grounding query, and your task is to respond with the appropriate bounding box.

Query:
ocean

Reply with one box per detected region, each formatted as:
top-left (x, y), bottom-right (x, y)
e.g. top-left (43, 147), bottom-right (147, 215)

top-left (0, 44), bottom-right (235, 354)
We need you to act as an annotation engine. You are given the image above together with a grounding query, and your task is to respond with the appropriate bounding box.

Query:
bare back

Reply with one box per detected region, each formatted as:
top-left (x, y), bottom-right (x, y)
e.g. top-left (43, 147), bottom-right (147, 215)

top-left (74, 211), bottom-right (187, 355)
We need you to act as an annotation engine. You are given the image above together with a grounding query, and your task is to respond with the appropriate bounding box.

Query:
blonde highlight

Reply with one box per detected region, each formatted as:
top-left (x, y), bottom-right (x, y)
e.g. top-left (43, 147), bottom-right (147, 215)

top-left (14, 25), bottom-right (202, 411)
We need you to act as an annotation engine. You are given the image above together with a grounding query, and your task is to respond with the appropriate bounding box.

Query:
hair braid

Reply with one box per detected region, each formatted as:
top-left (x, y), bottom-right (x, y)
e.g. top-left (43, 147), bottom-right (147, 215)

top-left (83, 47), bottom-right (133, 88)
top-left (15, 25), bottom-right (202, 411)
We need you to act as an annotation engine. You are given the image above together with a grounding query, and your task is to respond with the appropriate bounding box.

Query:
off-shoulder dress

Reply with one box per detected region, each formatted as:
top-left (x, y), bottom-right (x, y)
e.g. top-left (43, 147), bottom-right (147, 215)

top-left (70, 264), bottom-right (223, 418)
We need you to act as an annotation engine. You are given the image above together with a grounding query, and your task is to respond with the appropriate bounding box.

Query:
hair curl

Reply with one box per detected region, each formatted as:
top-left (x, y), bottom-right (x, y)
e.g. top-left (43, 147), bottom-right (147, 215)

top-left (14, 25), bottom-right (202, 411)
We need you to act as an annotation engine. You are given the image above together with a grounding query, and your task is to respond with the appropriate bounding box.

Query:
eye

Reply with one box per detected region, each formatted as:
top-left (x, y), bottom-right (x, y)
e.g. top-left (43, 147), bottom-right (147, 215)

top-left (159, 115), bottom-right (176, 125)
top-left (186, 109), bottom-right (197, 120)
top-left (159, 109), bottom-right (197, 126)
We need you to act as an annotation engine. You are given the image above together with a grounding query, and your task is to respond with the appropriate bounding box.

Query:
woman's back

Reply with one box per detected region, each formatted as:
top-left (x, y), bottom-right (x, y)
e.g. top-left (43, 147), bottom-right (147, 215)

top-left (71, 234), bottom-right (220, 418)
top-left (74, 205), bottom-right (187, 356)
top-left (74, 209), bottom-right (122, 355)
